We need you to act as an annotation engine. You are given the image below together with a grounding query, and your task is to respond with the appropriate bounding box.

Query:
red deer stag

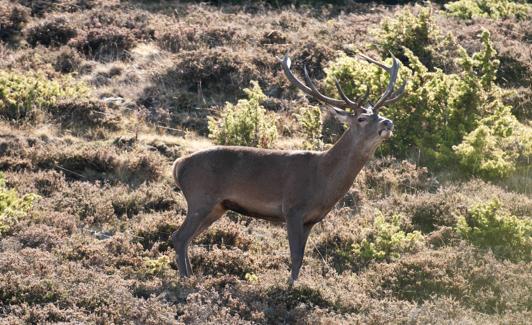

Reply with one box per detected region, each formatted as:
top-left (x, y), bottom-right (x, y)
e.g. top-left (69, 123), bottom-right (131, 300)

top-left (171, 53), bottom-right (406, 283)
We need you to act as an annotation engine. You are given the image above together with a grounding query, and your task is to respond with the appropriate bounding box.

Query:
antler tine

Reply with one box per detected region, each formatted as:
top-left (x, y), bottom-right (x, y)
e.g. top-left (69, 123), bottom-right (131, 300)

top-left (282, 53), bottom-right (349, 109)
top-left (382, 79), bottom-right (408, 106)
top-left (373, 57), bottom-right (399, 110)
top-left (336, 78), bottom-right (373, 110)
top-left (360, 53), bottom-right (405, 112)
top-left (357, 85), bottom-right (371, 107)
top-left (302, 65), bottom-right (351, 109)
top-left (282, 52), bottom-right (406, 114)
top-left (281, 54), bottom-right (316, 98)
top-left (359, 53), bottom-right (392, 72)
top-left (334, 78), bottom-right (358, 107)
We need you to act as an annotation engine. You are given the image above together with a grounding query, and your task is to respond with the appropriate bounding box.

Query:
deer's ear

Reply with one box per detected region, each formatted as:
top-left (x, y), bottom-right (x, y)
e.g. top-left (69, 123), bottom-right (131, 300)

top-left (328, 106), bottom-right (351, 123)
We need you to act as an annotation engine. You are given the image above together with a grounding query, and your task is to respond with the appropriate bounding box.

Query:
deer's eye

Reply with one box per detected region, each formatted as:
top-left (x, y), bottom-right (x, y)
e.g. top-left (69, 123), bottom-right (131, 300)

top-left (358, 118), bottom-right (366, 123)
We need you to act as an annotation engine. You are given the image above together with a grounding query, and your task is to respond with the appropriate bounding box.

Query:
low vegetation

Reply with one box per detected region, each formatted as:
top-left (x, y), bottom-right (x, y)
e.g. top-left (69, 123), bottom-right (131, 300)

top-left (353, 214), bottom-right (424, 263)
top-left (457, 199), bottom-right (531, 262)
top-left (0, 0), bottom-right (530, 323)
top-left (296, 105), bottom-right (324, 150)
top-left (208, 81), bottom-right (278, 148)
top-left (445, 0), bottom-right (530, 20)
top-left (325, 12), bottom-right (528, 181)
top-left (454, 105), bottom-right (531, 179)
top-left (0, 3), bottom-right (29, 43)
top-left (0, 173), bottom-right (38, 235)
top-left (0, 71), bottom-right (89, 122)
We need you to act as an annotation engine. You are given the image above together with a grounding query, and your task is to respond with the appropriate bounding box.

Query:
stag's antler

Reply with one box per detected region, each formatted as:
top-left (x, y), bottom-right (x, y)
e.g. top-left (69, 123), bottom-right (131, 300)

top-left (358, 53), bottom-right (407, 113)
top-left (282, 55), bottom-right (359, 111)
top-left (282, 53), bottom-right (407, 115)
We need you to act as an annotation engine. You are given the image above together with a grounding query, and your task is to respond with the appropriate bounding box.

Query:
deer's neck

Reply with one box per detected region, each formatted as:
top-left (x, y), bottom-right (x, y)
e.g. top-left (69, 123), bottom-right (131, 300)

top-left (320, 127), bottom-right (374, 200)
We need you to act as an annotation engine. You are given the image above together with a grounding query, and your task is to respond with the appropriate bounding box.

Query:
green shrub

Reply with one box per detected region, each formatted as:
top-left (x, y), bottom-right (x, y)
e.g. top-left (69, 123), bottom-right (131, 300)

top-left (372, 6), bottom-right (460, 71)
top-left (296, 106), bottom-right (324, 150)
top-left (453, 105), bottom-right (531, 179)
top-left (352, 214), bottom-right (424, 263)
top-left (324, 29), bottom-right (504, 168)
top-left (457, 200), bottom-right (532, 262)
top-left (208, 81), bottom-right (278, 148)
top-left (0, 172), bottom-right (39, 235)
top-left (143, 255), bottom-right (171, 276)
top-left (445, 0), bottom-right (530, 20)
top-left (0, 71), bottom-right (89, 122)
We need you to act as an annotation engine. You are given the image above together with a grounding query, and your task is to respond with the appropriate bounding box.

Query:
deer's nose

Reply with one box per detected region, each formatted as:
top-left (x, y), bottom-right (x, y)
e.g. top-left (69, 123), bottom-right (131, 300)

top-left (383, 119), bottom-right (394, 130)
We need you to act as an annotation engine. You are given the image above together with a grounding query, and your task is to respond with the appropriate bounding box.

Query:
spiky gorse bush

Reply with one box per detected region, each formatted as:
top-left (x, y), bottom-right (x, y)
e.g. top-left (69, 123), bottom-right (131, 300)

top-left (372, 7), bottom-right (462, 72)
top-left (445, 0), bottom-right (530, 20)
top-left (0, 173), bottom-right (39, 235)
top-left (208, 81), bottom-right (278, 148)
top-left (296, 105), bottom-right (324, 150)
top-left (0, 71), bottom-right (89, 122)
top-left (457, 200), bottom-right (532, 262)
top-left (454, 105), bottom-right (531, 179)
top-left (324, 18), bottom-right (523, 178)
top-left (352, 214), bottom-right (424, 263)
top-left (143, 256), bottom-right (171, 276)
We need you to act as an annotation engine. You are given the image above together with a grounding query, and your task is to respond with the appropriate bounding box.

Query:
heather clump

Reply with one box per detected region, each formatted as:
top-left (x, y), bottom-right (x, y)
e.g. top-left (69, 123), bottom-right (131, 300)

top-left (49, 100), bottom-right (122, 138)
top-left (17, 0), bottom-right (97, 16)
top-left (0, 3), bottom-right (30, 43)
top-left (31, 142), bottom-right (165, 186)
top-left (133, 212), bottom-right (183, 251)
top-left (190, 246), bottom-right (257, 278)
top-left (391, 188), bottom-right (466, 233)
top-left (357, 157), bottom-right (436, 199)
top-left (314, 211), bottom-right (424, 272)
top-left (196, 220), bottom-right (254, 251)
top-left (149, 47), bottom-right (277, 112)
top-left (374, 246), bottom-right (532, 314)
top-left (71, 26), bottom-right (135, 61)
top-left (110, 183), bottom-right (181, 219)
top-left (53, 46), bottom-right (83, 73)
top-left (158, 24), bottom-right (241, 53)
top-left (0, 248), bottom-right (176, 323)
top-left (26, 16), bottom-right (77, 47)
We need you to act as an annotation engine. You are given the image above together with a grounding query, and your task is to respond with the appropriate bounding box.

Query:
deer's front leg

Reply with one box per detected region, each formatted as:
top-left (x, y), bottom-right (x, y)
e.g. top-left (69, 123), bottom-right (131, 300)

top-left (286, 215), bottom-right (314, 284)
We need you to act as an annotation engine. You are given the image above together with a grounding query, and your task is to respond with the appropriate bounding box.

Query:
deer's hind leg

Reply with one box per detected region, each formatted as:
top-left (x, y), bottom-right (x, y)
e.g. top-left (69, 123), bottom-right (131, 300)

top-left (172, 202), bottom-right (225, 277)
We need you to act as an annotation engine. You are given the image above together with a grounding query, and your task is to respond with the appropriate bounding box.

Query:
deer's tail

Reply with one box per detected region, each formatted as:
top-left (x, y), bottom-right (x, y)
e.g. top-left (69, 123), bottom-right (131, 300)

top-left (172, 158), bottom-right (184, 190)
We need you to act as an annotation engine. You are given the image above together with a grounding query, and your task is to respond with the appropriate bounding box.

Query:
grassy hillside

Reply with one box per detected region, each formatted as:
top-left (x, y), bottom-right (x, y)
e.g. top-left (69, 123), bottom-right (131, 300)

top-left (0, 0), bottom-right (530, 323)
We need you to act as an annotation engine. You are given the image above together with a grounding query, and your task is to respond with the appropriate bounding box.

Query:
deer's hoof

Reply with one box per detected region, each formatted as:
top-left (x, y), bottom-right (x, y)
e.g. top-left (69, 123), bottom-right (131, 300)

top-left (287, 276), bottom-right (296, 287)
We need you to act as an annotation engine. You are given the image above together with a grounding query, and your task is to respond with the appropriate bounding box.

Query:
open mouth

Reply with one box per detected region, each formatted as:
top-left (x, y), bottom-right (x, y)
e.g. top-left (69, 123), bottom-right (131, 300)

top-left (379, 129), bottom-right (393, 138)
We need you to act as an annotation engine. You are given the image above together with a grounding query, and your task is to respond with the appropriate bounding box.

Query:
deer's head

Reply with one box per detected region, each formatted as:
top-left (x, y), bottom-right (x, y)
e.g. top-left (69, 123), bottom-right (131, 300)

top-left (282, 53), bottom-right (406, 149)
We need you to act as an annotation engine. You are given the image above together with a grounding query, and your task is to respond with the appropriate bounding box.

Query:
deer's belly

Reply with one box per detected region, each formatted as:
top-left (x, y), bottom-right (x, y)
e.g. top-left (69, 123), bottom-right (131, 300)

top-left (221, 199), bottom-right (284, 223)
